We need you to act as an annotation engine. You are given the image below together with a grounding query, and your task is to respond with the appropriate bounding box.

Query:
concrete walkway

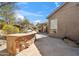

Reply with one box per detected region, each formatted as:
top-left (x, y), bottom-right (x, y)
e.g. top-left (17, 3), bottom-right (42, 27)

top-left (35, 33), bottom-right (79, 56)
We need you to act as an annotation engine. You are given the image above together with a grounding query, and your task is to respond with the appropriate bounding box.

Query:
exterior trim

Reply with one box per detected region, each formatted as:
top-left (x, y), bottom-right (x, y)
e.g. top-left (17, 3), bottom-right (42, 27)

top-left (47, 2), bottom-right (68, 19)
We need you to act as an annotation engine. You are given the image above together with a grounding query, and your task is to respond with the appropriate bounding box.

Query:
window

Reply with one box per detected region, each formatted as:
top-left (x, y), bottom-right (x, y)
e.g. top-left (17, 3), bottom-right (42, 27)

top-left (50, 18), bottom-right (57, 33)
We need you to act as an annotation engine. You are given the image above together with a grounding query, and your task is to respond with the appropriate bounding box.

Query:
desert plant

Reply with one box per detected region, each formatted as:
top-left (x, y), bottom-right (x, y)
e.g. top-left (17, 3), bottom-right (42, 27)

top-left (2, 24), bottom-right (19, 34)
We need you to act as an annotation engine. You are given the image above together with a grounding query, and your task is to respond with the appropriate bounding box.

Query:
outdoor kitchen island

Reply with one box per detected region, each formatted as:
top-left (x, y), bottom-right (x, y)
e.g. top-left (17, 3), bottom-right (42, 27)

top-left (5, 31), bottom-right (36, 56)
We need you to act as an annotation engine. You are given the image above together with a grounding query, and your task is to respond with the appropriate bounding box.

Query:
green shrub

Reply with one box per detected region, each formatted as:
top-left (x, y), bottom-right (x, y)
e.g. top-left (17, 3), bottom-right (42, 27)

top-left (2, 24), bottom-right (19, 34)
top-left (22, 28), bottom-right (28, 33)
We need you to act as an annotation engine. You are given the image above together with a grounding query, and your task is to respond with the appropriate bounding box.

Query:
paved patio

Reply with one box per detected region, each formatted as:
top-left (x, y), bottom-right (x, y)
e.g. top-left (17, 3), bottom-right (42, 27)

top-left (35, 33), bottom-right (79, 56)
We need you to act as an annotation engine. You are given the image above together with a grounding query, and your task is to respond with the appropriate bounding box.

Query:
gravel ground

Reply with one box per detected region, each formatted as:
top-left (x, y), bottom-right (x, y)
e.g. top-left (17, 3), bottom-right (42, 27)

top-left (16, 43), bottom-right (41, 56)
top-left (0, 40), bottom-right (6, 51)
top-left (0, 40), bottom-right (8, 56)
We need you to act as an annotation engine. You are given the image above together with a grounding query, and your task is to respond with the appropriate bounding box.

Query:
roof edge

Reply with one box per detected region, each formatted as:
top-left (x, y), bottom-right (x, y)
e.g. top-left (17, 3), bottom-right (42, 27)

top-left (47, 2), bottom-right (68, 19)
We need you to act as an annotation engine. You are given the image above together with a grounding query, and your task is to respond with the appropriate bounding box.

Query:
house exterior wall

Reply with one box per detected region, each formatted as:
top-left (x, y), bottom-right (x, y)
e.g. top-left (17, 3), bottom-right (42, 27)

top-left (48, 2), bottom-right (79, 43)
top-left (39, 23), bottom-right (48, 33)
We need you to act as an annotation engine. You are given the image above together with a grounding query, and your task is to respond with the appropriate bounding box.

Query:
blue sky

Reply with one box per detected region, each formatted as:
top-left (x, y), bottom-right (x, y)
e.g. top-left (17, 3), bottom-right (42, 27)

top-left (15, 2), bottom-right (63, 24)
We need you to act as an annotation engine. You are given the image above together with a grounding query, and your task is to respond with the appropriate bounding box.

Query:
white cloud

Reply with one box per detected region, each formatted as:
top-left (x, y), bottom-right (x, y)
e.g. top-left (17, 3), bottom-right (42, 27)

top-left (33, 20), bottom-right (41, 25)
top-left (35, 20), bottom-right (41, 23)
top-left (33, 19), bottom-right (48, 25)
top-left (25, 11), bottom-right (43, 17)
top-left (14, 10), bottom-right (43, 17)
top-left (55, 2), bottom-right (60, 7)
top-left (16, 14), bottom-right (24, 20)
top-left (14, 12), bottom-right (25, 22)
top-left (14, 10), bottom-right (44, 24)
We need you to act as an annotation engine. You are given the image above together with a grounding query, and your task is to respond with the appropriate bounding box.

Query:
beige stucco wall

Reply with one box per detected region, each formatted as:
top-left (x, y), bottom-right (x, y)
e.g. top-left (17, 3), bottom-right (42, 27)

top-left (48, 2), bottom-right (79, 42)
